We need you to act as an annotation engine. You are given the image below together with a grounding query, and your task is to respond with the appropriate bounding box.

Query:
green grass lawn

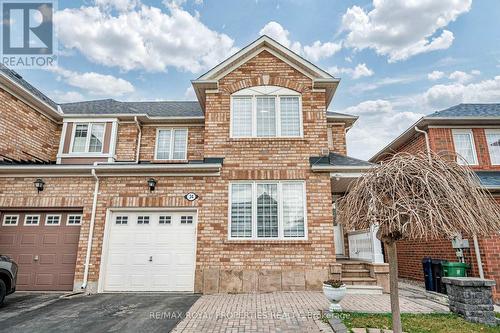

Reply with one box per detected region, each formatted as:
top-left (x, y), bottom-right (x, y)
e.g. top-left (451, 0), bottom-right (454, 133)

top-left (340, 312), bottom-right (500, 333)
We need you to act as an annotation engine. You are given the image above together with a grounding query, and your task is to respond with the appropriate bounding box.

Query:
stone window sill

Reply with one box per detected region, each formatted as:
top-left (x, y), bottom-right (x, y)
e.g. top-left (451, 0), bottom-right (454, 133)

top-left (228, 138), bottom-right (307, 143)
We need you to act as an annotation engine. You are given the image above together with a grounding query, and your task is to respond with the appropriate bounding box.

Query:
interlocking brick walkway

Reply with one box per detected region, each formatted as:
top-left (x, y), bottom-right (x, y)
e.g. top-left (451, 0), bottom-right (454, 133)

top-left (172, 292), bottom-right (331, 333)
top-left (172, 291), bottom-right (449, 333)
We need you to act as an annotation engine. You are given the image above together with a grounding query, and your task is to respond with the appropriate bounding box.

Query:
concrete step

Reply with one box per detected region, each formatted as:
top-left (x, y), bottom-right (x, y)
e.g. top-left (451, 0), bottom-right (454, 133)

top-left (340, 262), bottom-right (366, 270)
top-left (342, 277), bottom-right (378, 286)
top-left (342, 269), bottom-right (371, 278)
top-left (346, 284), bottom-right (384, 295)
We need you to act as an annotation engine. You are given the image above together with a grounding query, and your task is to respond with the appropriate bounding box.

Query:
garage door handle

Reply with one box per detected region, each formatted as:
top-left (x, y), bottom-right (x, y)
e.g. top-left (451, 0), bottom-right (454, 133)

top-left (34, 255), bottom-right (39, 262)
top-left (149, 256), bottom-right (153, 262)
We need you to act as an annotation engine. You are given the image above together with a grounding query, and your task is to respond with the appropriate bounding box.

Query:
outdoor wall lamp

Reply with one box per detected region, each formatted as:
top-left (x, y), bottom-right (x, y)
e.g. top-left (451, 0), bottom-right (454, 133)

top-left (34, 178), bottom-right (45, 193)
top-left (148, 178), bottom-right (157, 192)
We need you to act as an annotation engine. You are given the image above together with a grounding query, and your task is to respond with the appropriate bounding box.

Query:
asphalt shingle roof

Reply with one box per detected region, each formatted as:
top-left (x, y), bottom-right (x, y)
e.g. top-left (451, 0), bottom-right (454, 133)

top-left (0, 65), bottom-right (58, 109)
top-left (60, 99), bottom-right (203, 117)
top-left (310, 152), bottom-right (373, 167)
top-left (475, 171), bottom-right (500, 188)
top-left (427, 104), bottom-right (500, 118)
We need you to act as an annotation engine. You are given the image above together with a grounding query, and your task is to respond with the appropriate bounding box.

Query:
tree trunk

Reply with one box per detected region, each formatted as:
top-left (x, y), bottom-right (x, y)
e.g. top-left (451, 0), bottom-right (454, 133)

top-left (385, 240), bottom-right (402, 333)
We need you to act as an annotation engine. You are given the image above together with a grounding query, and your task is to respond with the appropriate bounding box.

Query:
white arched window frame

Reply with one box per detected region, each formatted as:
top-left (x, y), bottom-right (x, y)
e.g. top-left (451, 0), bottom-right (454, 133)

top-left (230, 86), bottom-right (303, 138)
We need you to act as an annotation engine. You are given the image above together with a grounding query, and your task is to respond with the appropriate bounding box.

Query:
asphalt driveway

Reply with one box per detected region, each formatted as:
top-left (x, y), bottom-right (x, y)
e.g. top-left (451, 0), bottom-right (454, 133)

top-left (0, 292), bottom-right (200, 333)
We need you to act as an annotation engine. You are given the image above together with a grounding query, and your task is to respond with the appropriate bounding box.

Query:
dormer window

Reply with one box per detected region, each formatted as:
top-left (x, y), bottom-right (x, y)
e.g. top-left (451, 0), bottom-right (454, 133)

top-left (231, 86), bottom-right (302, 138)
top-left (71, 123), bottom-right (105, 153)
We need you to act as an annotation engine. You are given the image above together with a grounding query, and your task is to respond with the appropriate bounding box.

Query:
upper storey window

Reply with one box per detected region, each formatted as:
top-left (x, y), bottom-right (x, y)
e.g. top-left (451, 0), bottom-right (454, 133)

top-left (231, 86), bottom-right (302, 138)
top-left (485, 129), bottom-right (500, 165)
top-left (452, 129), bottom-right (478, 165)
top-left (71, 123), bottom-right (105, 153)
top-left (155, 128), bottom-right (188, 160)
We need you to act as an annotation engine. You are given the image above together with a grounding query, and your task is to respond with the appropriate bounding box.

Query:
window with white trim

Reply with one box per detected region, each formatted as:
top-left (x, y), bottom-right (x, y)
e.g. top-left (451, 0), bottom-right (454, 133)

top-left (485, 129), bottom-right (500, 165)
top-left (2, 215), bottom-right (18, 226)
top-left (45, 215), bottom-right (61, 226)
top-left (159, 216), bottom-right (171, 224)
top-left (231, 86), bottom-right (302, 138)
top-left (452, 129), bottom-right (478, 165)
top-left (137, 216), bottom-right (150, 225)
top-left (25, 215), bottom-right (40, 226)
top-left (71, 123), bottom-right (106, 153)
top-left (115, 216), bottom-right (128, 225)
top-left (67, 214), bottom-right (82, 226)
top-left (155, 128), bottom-right (188, 160)
top-left (229, 181), bottom-right (306, 240)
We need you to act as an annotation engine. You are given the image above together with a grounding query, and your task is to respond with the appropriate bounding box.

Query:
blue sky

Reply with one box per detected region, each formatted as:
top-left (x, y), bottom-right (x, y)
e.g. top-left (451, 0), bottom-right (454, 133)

top-left (15, 0), bottom-right (500, 159)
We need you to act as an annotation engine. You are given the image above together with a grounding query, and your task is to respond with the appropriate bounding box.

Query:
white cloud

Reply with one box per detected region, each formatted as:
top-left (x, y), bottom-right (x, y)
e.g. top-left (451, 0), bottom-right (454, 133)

top-left (50, 66), bottom-right (135, 97)
top-left (428, 71), bottom-right (444, 81)
top-left (183, 86), bottom-right (196, 100)
top-left (51, 90), bottom-right (85, 103)
top-left (259, 21), bottom-right (341, 61)
top-left (303, 41), bottom-right (342, 62)
top-left (423, 76), bottom-right (500, 109)
top-left (329, 63), bottom-right (374, 79)
top-left (341, 0), bottom-right (471, 62)
top-left (448, 70), bottom-right (480, 83)
top-left (94, 0), bottom-right (139, 12)
top-left (55, 2), bottom-right (237, 73)
top-left (342, 99), bottom-right (424, 159)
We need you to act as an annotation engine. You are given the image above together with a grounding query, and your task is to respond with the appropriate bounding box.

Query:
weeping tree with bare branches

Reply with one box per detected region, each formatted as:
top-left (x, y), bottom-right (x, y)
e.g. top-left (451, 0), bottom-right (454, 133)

top-left (337, 152), bottom-right (500, 333)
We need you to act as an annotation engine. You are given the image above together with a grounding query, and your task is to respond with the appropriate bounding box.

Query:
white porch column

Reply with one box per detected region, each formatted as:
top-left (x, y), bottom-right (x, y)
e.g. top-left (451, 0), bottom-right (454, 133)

top-left (370, 224), bottom-right (385, 263)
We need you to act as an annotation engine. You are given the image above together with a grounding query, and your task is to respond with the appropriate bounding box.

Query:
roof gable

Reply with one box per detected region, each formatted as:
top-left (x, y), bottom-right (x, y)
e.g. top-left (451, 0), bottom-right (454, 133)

top-left (196, 35), bottom-right (335, 81)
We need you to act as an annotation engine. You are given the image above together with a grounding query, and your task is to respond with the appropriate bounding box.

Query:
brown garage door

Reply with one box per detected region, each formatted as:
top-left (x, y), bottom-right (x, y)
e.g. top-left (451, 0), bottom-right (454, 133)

top-left (0, 210), bottom-right (82, 291)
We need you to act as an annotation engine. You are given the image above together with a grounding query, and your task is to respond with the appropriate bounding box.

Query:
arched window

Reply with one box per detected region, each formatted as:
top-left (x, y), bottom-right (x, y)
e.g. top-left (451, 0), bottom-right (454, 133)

top-left (230, 86), bottom-right (302, 138)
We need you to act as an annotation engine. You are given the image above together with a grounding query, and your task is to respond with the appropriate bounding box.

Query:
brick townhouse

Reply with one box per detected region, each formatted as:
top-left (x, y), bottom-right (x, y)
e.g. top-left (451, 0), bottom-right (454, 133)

top-left (370, 103), bottom-right (500, 301)
top-left (0, 36), bottom-right (388, 294)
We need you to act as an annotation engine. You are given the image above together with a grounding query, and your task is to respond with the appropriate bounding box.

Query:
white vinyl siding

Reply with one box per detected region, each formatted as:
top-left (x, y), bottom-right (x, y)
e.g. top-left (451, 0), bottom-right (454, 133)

top-left (155, 128), bottom-right (188, 160)
top-left (229, 181), bottom-right (307, 240)
top-left (485, 129), bottom-right (500, 165)
top-left (452, 129), bottom-right (478, 165)
top-left (71, 123), bottom-right (105, 153)
top-left (230, 86), bottom-right (302, 138)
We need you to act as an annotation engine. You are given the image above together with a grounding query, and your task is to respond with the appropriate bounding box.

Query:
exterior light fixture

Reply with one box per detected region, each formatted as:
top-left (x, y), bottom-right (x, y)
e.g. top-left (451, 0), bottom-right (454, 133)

top-left (34, 178), bottom-right (45, 193)
top-left (147, 178), bottom-right (157, 192)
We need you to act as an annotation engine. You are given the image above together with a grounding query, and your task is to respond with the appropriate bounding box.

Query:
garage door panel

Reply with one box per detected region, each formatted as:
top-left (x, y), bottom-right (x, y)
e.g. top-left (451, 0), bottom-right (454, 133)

top-left (21, 234), bottom-right (36, 245)
top-left (0, 211), bottom-right (81, 291)
top-left (36, 273), bottom-right (54, 286)
top-left (63, 233), bottom-right (80, 245)
top-left (42, 234), bottom-right (58, 245)
top-left (0, 234), bottom-right (15, 245)
top-left (103, 211), bottom-right (196, 292)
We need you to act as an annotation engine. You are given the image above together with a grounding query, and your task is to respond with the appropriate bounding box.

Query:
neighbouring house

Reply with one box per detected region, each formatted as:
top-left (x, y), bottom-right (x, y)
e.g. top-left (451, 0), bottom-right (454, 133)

top-left (370, 103), bottom-right (500, 302)
top-left (0, 36), bottom-right (389, 294)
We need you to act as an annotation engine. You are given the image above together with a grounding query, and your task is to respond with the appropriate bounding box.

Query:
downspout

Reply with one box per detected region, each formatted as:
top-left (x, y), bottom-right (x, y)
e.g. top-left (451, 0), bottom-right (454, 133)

top-left (414, 126), bottom-right (431, 163)
top-left (81, 166), bottom-right (100, 290)
top-left (134, 116), bottom-right (142, 163)
top-left (473, 235), bottom-right (485, 279)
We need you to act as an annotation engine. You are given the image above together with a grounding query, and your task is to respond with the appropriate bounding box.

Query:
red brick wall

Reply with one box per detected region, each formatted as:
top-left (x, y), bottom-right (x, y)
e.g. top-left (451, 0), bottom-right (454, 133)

top-left (0, 88), bottom-right (60, 162)
top-left (379, 127), bottom-right (500, 301)
top-left (197, 50), bottom-right (335, 279)
top-left (328, 123), bottom-right (347, 155)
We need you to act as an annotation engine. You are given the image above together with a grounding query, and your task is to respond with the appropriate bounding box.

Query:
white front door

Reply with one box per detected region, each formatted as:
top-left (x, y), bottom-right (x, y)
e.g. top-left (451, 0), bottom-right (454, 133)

top-left (334, 224), bottom-right (344, 256)
top-left (102, 210), bottom-right (197, 292)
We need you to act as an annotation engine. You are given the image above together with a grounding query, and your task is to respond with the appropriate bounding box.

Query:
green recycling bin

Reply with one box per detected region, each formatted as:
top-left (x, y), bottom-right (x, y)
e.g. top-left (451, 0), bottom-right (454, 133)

top-left (442, 262), bottom-right (468, 277)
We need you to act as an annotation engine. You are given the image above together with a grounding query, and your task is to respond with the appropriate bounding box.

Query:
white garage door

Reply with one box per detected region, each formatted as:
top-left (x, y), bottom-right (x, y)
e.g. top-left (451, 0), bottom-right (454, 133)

top-left (102, 210), bottom-right (197, 292)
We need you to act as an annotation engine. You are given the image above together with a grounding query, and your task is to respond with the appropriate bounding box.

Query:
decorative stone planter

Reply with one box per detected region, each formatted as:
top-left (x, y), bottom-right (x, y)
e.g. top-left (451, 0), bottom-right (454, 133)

top-left (322, 283), bottom-right (347, 311)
